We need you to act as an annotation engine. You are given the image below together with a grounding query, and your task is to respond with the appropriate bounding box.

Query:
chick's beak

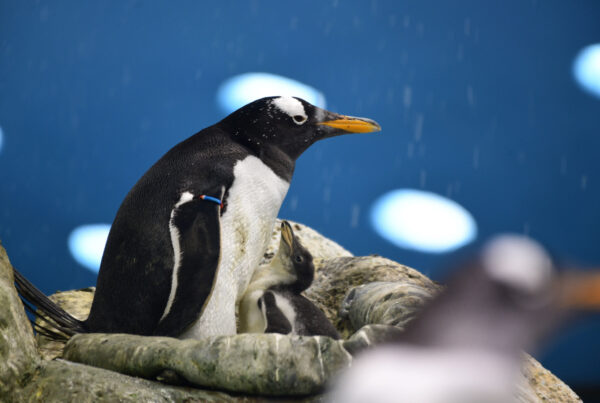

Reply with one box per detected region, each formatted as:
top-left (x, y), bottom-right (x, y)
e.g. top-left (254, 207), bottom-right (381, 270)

top-left (280, 221), bottom-right (295, 252)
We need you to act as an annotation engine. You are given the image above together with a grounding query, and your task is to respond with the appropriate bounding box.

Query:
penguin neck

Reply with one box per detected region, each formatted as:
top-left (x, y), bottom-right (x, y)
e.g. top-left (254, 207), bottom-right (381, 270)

top-left (218, 124), bottom-right (298, 182)
top-left (248, 253), bottom-right (314, 295)
top-left (246, 258), bottom-right (296, 294)
top-left (288, 266), bottom-right (314, 294)
top-left (231, 139), bottom-right (296, 183)
top-left (257, 144), bottom-right (296, 183)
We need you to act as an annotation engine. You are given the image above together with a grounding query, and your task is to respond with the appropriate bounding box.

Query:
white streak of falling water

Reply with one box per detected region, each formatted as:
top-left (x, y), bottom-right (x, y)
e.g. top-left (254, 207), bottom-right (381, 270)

top-left (404, 86), bottom-right (412, 109)
top-left (323, 186), bottom-right (331, 203)
top-left (289, 196), bottom-right (298, 211)
top-left (414, 114), bottom-right (424, 141)
top-left (581, 175), bottom-right (588, 190)
top-left (473, 147), bottom-right (480, 170)
top-left (464, 18), bottom-right (471, 36)
top-left (560, 157), bottom-right (567, 176)
top-left (351, 204), bottom-right (361, 228)
top-left (467, 85), bottom-right (476, 107)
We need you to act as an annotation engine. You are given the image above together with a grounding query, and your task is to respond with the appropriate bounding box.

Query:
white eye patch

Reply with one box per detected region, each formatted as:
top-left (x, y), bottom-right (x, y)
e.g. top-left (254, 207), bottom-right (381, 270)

top-left (272, 96), bottom-right (307, 125)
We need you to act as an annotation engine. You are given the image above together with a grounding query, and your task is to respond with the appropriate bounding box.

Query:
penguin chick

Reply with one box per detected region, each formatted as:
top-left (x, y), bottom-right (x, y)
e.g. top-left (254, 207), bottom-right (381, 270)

top-left (239, 221), bottom-right (340, 339)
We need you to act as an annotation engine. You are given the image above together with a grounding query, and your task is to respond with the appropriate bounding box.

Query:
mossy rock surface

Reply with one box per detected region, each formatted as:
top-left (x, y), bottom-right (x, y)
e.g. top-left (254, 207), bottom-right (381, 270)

top-left (63, 333), bottom-right (352, 396)
top-left (35, 287), bottom-right (94, 360)
top-left (0, 243), bottom-right (40, 399)
top-left (16, 359), bottom-right (239, 403)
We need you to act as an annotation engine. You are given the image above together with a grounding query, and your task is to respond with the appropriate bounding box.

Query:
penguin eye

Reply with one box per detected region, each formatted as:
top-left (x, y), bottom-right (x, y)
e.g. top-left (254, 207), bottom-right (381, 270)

top-left (292, 115), bottom-right (307, 124)
top-left (294, 255), bottom-right (304, 263)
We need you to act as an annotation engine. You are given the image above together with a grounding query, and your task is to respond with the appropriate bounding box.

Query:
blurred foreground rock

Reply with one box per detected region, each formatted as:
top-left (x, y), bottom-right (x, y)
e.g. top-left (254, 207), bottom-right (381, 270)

top-left (0, 220), bottom-right (582, 402)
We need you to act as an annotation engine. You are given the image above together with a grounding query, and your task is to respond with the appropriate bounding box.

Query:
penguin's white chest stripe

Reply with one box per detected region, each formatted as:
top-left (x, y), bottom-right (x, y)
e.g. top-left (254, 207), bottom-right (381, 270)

top-left (180, 155), bottom-right (289, 338)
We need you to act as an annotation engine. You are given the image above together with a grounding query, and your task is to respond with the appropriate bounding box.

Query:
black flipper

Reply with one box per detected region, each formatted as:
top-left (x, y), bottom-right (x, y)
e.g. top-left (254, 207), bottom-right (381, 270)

top-left (259, 291), bottom-right (293, 335)
top-left (13, 267), bottom-right (87, 338)
top-left (153, 194), bottom-right (222, 337)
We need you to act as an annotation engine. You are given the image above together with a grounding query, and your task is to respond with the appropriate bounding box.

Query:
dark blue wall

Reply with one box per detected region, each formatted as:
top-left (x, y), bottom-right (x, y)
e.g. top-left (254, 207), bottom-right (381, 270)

top-left (1, 0), bottom-right (599, 393)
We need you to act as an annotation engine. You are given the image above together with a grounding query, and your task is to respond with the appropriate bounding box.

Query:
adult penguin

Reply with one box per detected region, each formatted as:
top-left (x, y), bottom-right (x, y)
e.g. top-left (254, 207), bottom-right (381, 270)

top-left (15, 96), bottom-right (380, 340)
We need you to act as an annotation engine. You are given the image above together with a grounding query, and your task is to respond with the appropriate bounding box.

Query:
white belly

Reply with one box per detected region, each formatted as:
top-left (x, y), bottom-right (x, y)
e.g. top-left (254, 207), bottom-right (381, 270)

top-left (179, 155), bottom-right (289, 339)
top-left (239, 289), bottom-right (268, 333)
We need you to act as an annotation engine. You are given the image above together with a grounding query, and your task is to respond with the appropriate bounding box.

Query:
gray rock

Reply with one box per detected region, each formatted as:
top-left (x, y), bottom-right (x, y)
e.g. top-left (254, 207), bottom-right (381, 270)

top-left (0, 243), bottom-right (40, 399)
top-left (341, 281), bottom-right (435, 331)
top-left (16, 359), bottom-right (242, 403)
top-left (520, 355), bottom-right (582, 402)
top-left (35, 287), bottom-right (94, 360)
top-left (63, 332), bottom-right (352, 396)
top-left (341, 324), bottom-right (406, 355)
top-left (304, 255), bottom-right (439, 338)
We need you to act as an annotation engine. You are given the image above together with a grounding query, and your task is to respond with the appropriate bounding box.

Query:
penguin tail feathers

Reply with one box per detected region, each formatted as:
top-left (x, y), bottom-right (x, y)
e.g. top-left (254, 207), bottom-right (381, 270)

top-left (13, 267), bottom-right (87, 340)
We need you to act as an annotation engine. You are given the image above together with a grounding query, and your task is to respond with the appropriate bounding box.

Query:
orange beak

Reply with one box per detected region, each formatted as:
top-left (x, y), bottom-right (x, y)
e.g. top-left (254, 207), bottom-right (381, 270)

top-left (318, 115), bottom-right (381, 133)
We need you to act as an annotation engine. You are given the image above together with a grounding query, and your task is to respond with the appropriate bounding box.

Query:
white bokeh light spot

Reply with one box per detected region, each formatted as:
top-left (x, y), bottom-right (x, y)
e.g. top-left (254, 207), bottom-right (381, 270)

top-left (68, 224), bottom-right (111, 273)
top-left (573, 44), bottom-right (600, 99)
top-left (217, 72), bottom-right (326, 113)
top-left (370, 189), bottom-right (477, 253)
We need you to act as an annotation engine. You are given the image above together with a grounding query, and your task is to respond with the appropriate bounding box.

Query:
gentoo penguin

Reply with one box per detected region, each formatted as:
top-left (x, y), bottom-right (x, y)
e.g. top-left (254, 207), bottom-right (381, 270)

top-left (330, 235), bottom-right (600, 403)
top-left (14, 96), bottom-right (380, 339)
top-left (239, 221), bottom-right (340, 339)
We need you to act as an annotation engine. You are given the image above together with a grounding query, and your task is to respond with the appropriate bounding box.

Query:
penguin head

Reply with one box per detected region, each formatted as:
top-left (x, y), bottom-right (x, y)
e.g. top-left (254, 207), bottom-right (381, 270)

top-left (278, 221), bottom-right (315, 293)
top-left (481, 235), bottom-right (554, 298)
top-left (219, 96), bottom-right (381, 160)
top-left (482, 236), bottom-right (600, 317)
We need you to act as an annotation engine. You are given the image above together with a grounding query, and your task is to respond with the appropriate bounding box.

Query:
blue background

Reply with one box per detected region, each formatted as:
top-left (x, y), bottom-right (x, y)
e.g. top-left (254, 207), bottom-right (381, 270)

top-left (1, 1), bottom-right (599, 397)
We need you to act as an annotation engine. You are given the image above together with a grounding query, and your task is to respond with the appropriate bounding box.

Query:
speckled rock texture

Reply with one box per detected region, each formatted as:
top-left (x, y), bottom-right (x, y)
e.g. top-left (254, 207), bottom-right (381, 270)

top-left (341, 324), bottom-right (406, 356)
top-left (340, 281), bottom-right (436, 332)
top-left (36, 287), bottom-right (94, 360)
top-left (520, 354), bottom-right (582, 402)
top-left (304, 255), bottom-right (440, 338)
top-left (63, 332), bottom-right (352, 396)
top-left (0, 243), bottom-right (40, 398)
top-left (17, 359), bottom-right (243, 403)
top-left (0, 221), bottom-right (582, 402)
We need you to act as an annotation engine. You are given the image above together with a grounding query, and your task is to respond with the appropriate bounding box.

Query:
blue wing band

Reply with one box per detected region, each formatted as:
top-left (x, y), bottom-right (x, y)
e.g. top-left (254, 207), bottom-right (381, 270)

top-left (198, 195), bottom-right (223, 208)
